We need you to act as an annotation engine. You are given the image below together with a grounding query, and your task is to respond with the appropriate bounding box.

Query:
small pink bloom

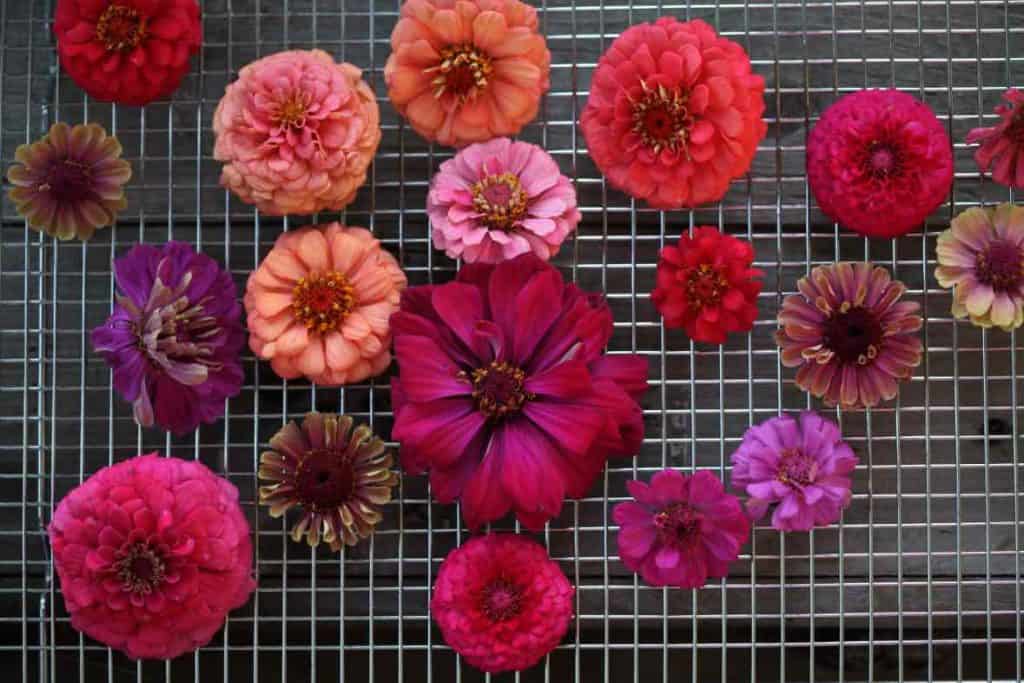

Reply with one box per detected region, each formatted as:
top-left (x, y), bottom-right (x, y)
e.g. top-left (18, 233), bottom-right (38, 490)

top-left (427, 137), bottom-right (580, 264)
top-left (966, 88), bottom-right (1024, 188)
top-left (613, 469), bottom-right (750, 589)
top-left (730, 412), bottom-right (858, 532)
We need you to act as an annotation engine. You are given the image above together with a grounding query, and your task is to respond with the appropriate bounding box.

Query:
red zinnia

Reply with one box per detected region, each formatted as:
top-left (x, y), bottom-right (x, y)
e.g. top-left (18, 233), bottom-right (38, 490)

top-left (55, 0), bottom-right (202, 106)
top-left (580, 17), bottom-right (766, 209)
top-left (966, 88), bottom-right (1024, 189)
top-left (650, 226), bottom-right (763, 344)
top-left (431, 533), bottom-right (574, 673)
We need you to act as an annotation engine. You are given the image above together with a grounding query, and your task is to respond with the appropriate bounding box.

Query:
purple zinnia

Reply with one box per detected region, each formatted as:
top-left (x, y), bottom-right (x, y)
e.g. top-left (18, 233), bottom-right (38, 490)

top-left (730, 412), bottom-right (858, 532)
top-left (91, 242), bottom-right (246, 435)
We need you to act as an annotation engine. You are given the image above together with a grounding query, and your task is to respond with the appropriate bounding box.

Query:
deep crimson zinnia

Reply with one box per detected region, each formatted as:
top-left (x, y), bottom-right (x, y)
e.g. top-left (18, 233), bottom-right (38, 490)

top-left (55, 0), bottom-right (202, 106)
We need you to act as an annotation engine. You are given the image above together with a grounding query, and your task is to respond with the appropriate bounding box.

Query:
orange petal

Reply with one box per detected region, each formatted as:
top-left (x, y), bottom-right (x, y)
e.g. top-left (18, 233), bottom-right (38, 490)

top-left (256, 290), bottom-right (293, 318)
top-left (249, 311), bottom-right (293, 342)
top-left (325, 333), bottom-right (361, 371)
top-left (342, 311), bottom-right (372, 341)
top-left (431, 9), bottom-right (466, 44)
top-left (472, 11), bottom-right (508, 53)
top-left (406, 92), bottom-right (446, 133)
top-left (493, 58), bottom-right (541, 89)
top-left (296, 339), bottom-right (327, 378)
top-left (263, 248), bottom-right (306, 283)
top-left (277, 325), bottom-right (310, 356)
top-left (330, 232), bottom-right (370, 275)
top-left (297, 229), bottom-right (330, 272)
top-left (388, 65), bottom-right (431, 106)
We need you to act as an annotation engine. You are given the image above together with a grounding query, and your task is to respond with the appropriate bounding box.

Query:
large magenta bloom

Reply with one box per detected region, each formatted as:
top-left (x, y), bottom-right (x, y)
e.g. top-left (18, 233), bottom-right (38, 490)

top-left (48, 454), bottom-right (256, 659)
top-left (612, 469), bottom-right (750, 588)
top-left (390, 254), bottom-right (649, 529)
top-left (730, 412), bottom-right (858, 532)
top-left (432, 533), bottom-right (574, 673)
top-left (966, 88), bottom-right (1024, 189)
top-left (92, 243), bottom-right (245, 435)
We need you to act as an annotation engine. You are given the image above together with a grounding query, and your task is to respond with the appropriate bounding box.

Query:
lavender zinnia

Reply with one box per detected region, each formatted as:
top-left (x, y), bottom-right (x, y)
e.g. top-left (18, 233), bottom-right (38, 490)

top-left (91, 242), bottom-right (245, 434)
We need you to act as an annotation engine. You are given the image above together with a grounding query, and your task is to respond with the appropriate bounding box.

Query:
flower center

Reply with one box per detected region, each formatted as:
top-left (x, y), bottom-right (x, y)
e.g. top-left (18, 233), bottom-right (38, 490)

top-left (292, 271), bottom-right (357, 334)
top-left (685, 263), bottom-right (729, 310)
top-left (39, 159), bottom-right (94, 203)
top-left (480, 577), bottom-right (523, 622)
top-left (115, 542), bottom-right (166, 595)
top-left (863, 141), bottom-right (903, 179)
top-left (95, 4), bottom-right (147, 52)
top-left (274, 94), bottom-right (309, 129)
top-left (632, 81), bottom-right (693, 154)
top-left (975, 239), bottom-right (1024, 292)
top-left (777, 447), bottom-right (818, 487)
top-left (429, 44), bottom-right (493, 101)
top-left (471, 173), bottom-right (529, 231)
top-left (823, 303), bottom-right (884, 365)
top-left (467, 360), bottom-right (532, 420)
top-left (295, 449), bottom-right (356, 511)
top-left (654, 502), bottom-right (701, 549)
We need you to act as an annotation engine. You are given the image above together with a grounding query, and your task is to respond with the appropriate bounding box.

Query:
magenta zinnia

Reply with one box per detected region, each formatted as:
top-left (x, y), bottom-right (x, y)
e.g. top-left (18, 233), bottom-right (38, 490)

top-left (966, 88), bottom-right (1024, 189)
top-left (775, 262), bottom-right (923, 409)
top-left (258, 413), bottom-right (398, 551)
top-left (390, 254), bottom-right (649, 530)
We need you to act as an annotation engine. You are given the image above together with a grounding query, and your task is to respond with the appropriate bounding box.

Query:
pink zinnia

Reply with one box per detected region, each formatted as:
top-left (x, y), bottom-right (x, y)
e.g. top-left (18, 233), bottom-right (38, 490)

top-left (730, 412), bottom-right (858, 532)
top-left (427, 137), bottom-right (580, 264)
top-left (612, 469), bottom-right (750, 589)
top-left (580, 17), bottom-right (767, 209)
top-left (807, 88), bottom-right (953, 239)
top-left (390, 254), bottom-right (649, 530)
top-left (966, 88), bottom-right (1024, 189)
top-left (48, 454), bottom-right (256, 660)
top-left (431, 533), bottom-right (574, 673)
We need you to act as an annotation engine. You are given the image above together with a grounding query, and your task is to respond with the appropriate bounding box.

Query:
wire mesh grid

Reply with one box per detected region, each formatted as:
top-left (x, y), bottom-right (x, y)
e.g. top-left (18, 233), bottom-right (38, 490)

top-left (1, 0), bottom-right (1023, 681)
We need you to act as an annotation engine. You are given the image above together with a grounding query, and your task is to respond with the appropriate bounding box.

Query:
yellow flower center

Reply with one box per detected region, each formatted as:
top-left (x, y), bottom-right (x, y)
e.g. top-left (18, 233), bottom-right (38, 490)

top-left (291, 271), bottom-right (357, 334)
top-left (471, 173), bottom-right (529, 231)
top-left (428, 44), bottom-right (493, 101)
top-left (632, 81), bottom-right (694, 154)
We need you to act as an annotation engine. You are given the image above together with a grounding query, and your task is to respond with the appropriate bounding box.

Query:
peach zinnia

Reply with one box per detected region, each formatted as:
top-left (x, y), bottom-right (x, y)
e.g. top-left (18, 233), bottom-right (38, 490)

top-left (384, 0), bottom-right (551, 147)
top-left (245, 223), bottom-right (407, 386)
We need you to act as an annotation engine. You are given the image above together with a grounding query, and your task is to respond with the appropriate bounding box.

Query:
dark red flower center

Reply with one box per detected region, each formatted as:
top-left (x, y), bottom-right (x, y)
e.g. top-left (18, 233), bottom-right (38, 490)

top-left (292, 271), bottom-right (357, 334)
top-left (632, 82), bottom-right (693, 154)
top-left (471, 172), bottom-right (529, 231)
top-left (823, 304), bottom-right (884, 365)
top-left (862, 141), bottom-right (903, 179)
top-left (429, 44), bottom-right (493, 101)
top-left (40, 159), bottom-right (95, 203)
top-left (654, 502), bottom-right (701, 549)
top-left (468, 360), bottom-right (533, 420)
top-left (115, 542), bottom-right (166, 595)
top-left (975, 239), bottom-right (1024, 291)
top-left (777, 448), bottom-right (818, 487)
top-left (95, 4), bottom-right (148, 52)
top-left (479, 577), bottom-right (523, 622)
top-left (685, 263), bottom-right (729, 310)
top-left (295, 449), bottom-right (356, 511)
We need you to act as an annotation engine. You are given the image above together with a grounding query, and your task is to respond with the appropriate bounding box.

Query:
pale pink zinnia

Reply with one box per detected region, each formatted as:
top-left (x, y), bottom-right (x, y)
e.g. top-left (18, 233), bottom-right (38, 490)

top-left (213, 50), bottom-right (381, 216)
top-left (427, 137), bottom-right (580, 264)
top-left (966, 88), bottom-right (1024, 189)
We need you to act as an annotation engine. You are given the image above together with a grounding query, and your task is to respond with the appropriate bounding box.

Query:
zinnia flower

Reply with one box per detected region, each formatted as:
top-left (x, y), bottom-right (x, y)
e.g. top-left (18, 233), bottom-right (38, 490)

top-left (213, 50), bottom-right (381, 216)
top-left (580, 17), bottom-right (767, 209)
top-left (48, 454), bottom-right (256, 659)
top-left (730, 412), bottom-right (858, 532)
top-left (258, 413), bottom-right (398, 551)
top-left (384, 0), bottom-right (551, 147)
top-left (427, 137), bottom-right (581, 264)
top-left (935, 203), bottom-right (1024, 331)
top-left (244, 223), bottom-right (407, 386)
top-left (6, 122), bottom-right (131, 240)
top-left (91, 242), bottom-right (245, 435)
top-left (650, 226), bottom-right (763, 344)
top-left (775, 262), bottom-right (923, 409)
top-left (391, 254), bottom-right (649, 530)
top-left (612, 469), bottom-right (750, 589)
top-left (431, 533), bottom-right (573, 673)
top-left (807, 88), bottom-right (953, 239)
top-left (54, 0), bottom-right (201, 106)
top-left (966, 88), bottom-right (1024, 188)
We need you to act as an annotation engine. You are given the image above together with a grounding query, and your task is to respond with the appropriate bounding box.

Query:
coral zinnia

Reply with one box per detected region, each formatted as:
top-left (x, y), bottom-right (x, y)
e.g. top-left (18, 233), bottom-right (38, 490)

top-left (245, 223), bottom-right (407, 386)
top-left (384, 0), bottom-right (551, 147)
top-left (650, 226), bottom-right (763, 344)
top-left (967, 89), bottom-right (1024, 189)
top-left (775, 262), bottom-right (923, 409)
top-left (7, 122), bottom-right (131, 240)
top-left (214, 50), bottom-right (381, 216)
top-left (391, 254), bottom-right (649, 530)
top-left (807, 89), bottom-right (953, 239)
top-left (48, 454), bottom-right (256, 659)
top-left (54, 0), bottom-right (201, 106)
top-left (730, 412), bottom-right (858, 532)
top-left (612, 469), bottom-right (750, 589)
top-left (258, 413), bottom-right (398, 551)
top-left (580, 17), bottom-right (766, 209)
top-left (427, 137), bottom-right (581, 263)
top-left (91, 242), bottom-right (245, 435)
top-left (431, 533), bottom-right (573, 673)
top-left (935, 203), bottom-right (1024, 331)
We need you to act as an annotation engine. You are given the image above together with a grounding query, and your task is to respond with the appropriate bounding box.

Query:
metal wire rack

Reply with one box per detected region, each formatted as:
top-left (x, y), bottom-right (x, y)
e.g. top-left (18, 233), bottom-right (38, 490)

top-left (2, 0), bottom-right (1023, 681)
